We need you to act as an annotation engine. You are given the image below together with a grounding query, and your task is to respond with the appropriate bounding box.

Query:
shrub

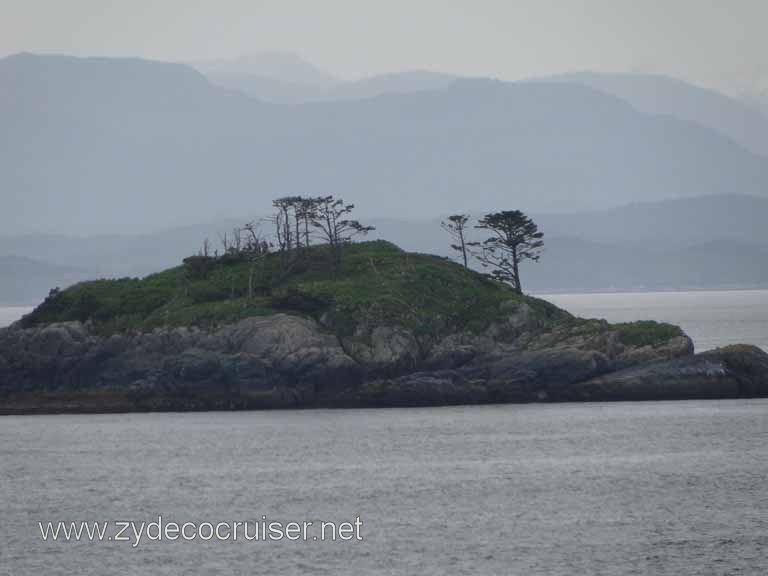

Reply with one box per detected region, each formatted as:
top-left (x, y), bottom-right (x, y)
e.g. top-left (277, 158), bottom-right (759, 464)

top-left (614, 320), bottom-right (683, 347)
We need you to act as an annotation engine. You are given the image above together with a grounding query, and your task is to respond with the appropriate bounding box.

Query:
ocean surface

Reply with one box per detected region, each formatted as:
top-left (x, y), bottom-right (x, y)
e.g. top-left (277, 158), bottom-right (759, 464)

top-left (539, 289), bottom-right (768, 352)
top-left (3, 289), bottom-right (768, 351)
top-left (2, 402), bottom-right (768, 575)
top-left (2, 293), bottom-right (768, 573)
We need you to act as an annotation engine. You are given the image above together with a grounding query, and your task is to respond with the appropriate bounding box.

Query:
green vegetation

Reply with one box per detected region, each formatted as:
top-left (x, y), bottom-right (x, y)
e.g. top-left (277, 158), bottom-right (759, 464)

top-left (20, 240), bottom-right (686, 349)
top-left (22, 241), bottom-right (561, 336)
top-left (469, 210), bottom-right (544, 294)
top-left (613, 320), bottom-right (684, 347)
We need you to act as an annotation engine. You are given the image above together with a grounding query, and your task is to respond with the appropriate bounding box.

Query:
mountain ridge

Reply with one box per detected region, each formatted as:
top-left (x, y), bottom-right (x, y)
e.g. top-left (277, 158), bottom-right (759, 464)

top-left (541, 71), bottom-right (768, 157)
top-left (2, 195), bottom-right (768, 303)
top-left (5, 53), bottom-right (768, 236)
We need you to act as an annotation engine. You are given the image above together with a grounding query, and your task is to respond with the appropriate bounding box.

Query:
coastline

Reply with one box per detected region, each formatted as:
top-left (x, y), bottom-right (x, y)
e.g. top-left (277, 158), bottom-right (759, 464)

top-left (2, 313), bottom-right (767, 416)
top-left (4, 246), bottom-right (768, 416)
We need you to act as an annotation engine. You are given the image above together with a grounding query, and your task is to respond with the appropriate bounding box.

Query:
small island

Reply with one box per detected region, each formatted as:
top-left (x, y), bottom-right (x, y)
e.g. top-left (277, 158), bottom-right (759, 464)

top-left (2, 196), bottom-right (767, 414)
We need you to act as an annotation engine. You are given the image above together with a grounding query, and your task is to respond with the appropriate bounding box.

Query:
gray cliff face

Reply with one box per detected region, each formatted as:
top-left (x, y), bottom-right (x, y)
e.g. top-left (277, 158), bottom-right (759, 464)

top-left (561, 345), bottom-right (768, 401)
top-left (0, 306), bottom-right (765, 413)
top-left (0, 315), bottom-right (359, 399)
top-left (346, 345), bottom-right (768, 407)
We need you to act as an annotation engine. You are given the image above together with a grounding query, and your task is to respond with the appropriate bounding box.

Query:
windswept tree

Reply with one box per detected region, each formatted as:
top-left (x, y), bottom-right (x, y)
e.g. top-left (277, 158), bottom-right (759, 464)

top-left (269, 196), bottom-right (320, 251)
top-left (310, 196), bottom-right (375, 266)
top-left (471, 210), bottom-right (543, 294)
top-left (271, 196), bottom-right (302, 251)
top-left (296, 196), bottom-right (316, 248)
top-left (441, 214), bottom-right (471, 268)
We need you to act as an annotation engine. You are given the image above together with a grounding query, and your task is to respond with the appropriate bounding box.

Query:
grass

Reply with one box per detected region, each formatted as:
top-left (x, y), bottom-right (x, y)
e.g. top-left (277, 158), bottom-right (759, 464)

top-left (613, 320), bottom-right (684, 347)
top-left (19, 240), bottom-right (687, 350)
top-left (21, 240), bottom-right (561, 337)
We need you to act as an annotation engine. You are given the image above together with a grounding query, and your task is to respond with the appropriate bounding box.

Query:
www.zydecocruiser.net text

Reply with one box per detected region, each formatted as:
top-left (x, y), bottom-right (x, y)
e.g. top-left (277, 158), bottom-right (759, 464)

top-left (38, 516), bottom-right (364, 547)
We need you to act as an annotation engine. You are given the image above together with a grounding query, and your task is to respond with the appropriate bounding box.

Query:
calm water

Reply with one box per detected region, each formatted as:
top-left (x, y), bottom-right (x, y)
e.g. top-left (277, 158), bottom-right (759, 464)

top-left (1, 402), bottom-right (767, 575)
top-left (540, 289), bottom-right (768, 352)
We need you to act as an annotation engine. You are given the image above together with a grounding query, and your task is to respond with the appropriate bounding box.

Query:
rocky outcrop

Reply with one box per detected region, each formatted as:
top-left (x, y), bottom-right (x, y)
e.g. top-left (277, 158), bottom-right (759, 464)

top-left (340, 325), bottom-right (421, 376)
top-left (561, 345), bottom-right (768, 401)
top-left (0, 315), bottom-right (361, 410)
top-left (338, 345), bottom-right (768, 407)
top-left (1, 308), bottom-right (766, 414)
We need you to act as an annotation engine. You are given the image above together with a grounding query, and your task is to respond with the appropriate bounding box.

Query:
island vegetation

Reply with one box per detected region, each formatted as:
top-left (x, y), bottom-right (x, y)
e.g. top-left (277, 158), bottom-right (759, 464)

top-left (3, 195), bottom-right (767, 414)
top-left (20, 195), bottom-right (669, 348)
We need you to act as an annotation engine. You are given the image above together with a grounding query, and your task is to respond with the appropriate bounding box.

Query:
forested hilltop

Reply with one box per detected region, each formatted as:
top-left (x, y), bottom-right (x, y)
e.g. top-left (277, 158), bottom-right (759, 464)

top-left (20, 190), bottom-right (670, 348)
top-left (3, 198), bottom-right (768, 414)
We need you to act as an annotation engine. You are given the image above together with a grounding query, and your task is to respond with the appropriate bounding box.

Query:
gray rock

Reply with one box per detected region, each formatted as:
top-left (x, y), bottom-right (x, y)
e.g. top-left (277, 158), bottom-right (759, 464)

top-left (488, 302), bottom-right (541, 341)
top-left (1, 310), bottom-right (765, 413)
top-left (341, 325), bottom-right (420, 375)
top-left (561, 345), bottom-right (768, 401)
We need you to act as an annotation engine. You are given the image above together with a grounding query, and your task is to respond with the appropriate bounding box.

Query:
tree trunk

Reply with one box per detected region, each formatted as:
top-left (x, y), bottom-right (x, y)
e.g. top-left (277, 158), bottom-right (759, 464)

top-left (459, 230), bottom-right (468, 268)
top-left (512, 246), bottom-right (522, 294)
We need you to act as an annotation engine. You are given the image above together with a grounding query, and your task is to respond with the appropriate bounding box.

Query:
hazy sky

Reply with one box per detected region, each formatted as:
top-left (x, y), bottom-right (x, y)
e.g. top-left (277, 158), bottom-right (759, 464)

top-left (2, 0), bottom-right (767, 91)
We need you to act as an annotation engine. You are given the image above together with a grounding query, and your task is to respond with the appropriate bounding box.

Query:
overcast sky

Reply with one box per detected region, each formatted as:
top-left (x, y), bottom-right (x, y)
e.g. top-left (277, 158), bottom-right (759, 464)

top-left (1, 0), bottom-right (767, 91)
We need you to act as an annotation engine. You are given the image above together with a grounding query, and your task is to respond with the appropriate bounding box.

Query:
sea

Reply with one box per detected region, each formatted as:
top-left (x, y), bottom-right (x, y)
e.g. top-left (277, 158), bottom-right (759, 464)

top-left (1, 291), bottom-right (768, 574)
top-left (539, 289), bottom-right (768, 353)
top-left (0, 402), bottom-right (766, 574)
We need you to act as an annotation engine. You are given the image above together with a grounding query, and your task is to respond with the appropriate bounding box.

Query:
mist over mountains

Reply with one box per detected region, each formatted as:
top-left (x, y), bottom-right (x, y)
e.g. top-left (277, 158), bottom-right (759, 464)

top-left (188, 52), bottom-right (456, 104)
top-left (3, 52), bottom-right (768, 303)
top-left (3, 195), bottom-right (767, 304)
top-left (194, 54), bottom-right (768, 162)
top-left (192, 52), bottom-right (339, 87)
top-left (3, 52), bottom-right (768, 237)
top-left (190, 52), bottom-right (340, 105)
top-left (372, 195), bottom-right (768, 292)
top-left (545, 72), bottom-right (768, 158)
top-left (0, 255), bottom-right (89, 305)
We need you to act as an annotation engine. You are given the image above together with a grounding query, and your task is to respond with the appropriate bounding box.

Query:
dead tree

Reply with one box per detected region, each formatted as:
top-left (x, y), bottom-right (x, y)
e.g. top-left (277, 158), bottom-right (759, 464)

top-left (296, 197), bottom-right (317, 248)
top-left (441, 214), bottom-right (471, 268)
top-left (271, 197), bottom-right (297, 251)
top-left (199, 237), bottom-right (211, 257)
top-left (243, 222), bottom-right (271, 298)
top-left (310, 196), bottom-right (375, 267)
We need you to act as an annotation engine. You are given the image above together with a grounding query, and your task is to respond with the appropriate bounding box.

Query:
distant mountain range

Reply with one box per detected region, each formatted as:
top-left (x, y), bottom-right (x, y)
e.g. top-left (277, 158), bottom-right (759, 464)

top-left (190, 53), bottom-right (768, 159)
top-left (188, 52), bottom-right (456, 104)
top-left (3, 195), bottom-right (768, 304)
top-left (3, 52), bottom-right (768, 302)
top-left (0, 256), bottom-right (89, 305)
top-left (544, 72), bottom-right (768, 158)
top-left (740, 89), bottom-right (768, 119)
top-left (203, 67), bottom-right (458, 105)
top-left (190, 52), bottom-right (340, 105)
top-left (371, 195), bottom-right (768, 292)
top-left (191, 52), bottom-right (339, 87)
top-left (4, 52), bottom-right (768, 238)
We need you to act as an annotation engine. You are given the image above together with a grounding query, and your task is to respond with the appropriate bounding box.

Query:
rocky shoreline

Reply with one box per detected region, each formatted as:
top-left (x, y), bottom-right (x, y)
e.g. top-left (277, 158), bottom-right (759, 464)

top-left (2, 302), bottom-right (768, 415)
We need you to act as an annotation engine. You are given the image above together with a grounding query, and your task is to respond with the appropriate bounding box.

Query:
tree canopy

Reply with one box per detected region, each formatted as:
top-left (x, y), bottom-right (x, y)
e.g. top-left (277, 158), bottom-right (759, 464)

top-left (471, 210), bottom-right (543, 294)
